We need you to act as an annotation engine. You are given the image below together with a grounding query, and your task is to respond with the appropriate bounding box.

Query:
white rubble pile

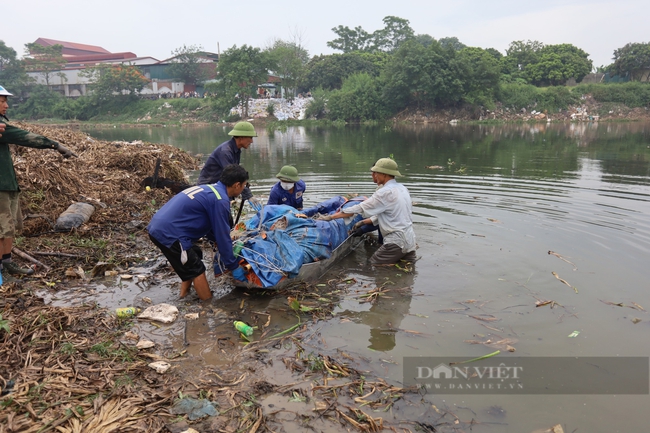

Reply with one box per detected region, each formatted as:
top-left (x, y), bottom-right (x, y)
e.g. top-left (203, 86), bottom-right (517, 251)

top-left (230, 97), bottom-right (313, 120)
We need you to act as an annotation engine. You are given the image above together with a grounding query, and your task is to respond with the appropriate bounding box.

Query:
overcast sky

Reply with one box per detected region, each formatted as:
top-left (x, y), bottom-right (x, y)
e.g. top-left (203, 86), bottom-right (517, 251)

top-left (3, 0), bottom-right (647, 68)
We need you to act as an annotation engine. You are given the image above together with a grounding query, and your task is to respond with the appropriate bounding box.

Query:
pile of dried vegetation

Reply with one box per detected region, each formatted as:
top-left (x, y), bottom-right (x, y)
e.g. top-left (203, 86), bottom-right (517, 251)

top-left (5, 122), bottom-right (198, 280)
top-left (11, 122), bottom-right (197, 235)
top-left (0, 274), bottom-right (450, 433)
top-left (0, 283), bottom-right (181, 433)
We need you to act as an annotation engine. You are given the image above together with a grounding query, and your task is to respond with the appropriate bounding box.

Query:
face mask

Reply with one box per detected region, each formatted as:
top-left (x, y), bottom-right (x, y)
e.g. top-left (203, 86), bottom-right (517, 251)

top-left (280, 181), bottom-right (294, 191)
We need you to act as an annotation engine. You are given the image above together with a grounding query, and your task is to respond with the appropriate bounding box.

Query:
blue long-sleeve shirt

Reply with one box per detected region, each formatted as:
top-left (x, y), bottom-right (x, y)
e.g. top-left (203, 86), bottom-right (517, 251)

top-left (267, 180), bottom-right (306, 209)
top-left (197, 138), bottom-right (240, 185)
top-left (197, 137), bottom-right (252, 198)
top-left (147, 182), bottom-right (238, 273)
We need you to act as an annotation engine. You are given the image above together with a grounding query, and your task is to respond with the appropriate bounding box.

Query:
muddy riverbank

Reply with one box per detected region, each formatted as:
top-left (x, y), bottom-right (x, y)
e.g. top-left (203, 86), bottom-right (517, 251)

top-left (0, 123), bottom-right (448, 432)
top-left (3, 120), bottom-right (646, 432)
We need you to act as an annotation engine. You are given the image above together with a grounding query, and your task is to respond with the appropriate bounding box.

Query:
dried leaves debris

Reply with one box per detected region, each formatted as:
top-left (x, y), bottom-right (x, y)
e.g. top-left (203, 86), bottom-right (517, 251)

top-left (11, 122), bottom-right (198, 235)
top-left (0, 283), bottom-right (178, 433)
top-left (7, 122), bottom-right (199, 281)
top-left (0, 258), bottom-right (538, 433)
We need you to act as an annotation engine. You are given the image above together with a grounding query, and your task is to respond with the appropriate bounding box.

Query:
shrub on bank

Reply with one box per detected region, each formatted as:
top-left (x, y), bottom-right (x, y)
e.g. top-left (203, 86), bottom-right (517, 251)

top-left (573, 82), bottom-right (650, 108)
top-left (496, 83), bottom-right (578, 113)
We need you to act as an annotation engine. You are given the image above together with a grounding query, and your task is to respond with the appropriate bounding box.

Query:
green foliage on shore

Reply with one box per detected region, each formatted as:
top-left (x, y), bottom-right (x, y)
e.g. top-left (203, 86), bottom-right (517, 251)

top-left (3, 19), bottom-right (650, 124)
top-left (497, 83), bottom-right (578, 112)
top-left (573, 82), bottom-right (650, 108)
top-left (9, 80), bottom-right (649, 124)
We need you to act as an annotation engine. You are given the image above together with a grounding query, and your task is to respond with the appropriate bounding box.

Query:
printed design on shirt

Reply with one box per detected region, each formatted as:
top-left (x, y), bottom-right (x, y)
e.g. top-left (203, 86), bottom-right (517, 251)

top-left (183, 186), bottom-right (204, 199)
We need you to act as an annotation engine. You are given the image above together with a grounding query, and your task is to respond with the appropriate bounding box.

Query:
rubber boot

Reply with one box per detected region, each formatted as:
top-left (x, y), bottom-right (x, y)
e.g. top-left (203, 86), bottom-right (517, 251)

top-left (3, 261), bottom-right (35, 276)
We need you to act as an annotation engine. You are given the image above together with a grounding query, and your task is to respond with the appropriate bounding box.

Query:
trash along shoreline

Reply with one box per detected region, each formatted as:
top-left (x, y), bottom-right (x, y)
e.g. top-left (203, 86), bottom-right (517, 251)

top-left (1, 123), bottom-right (571, 432)
top-left (3, 276), bottom-right (469, 432)
top-left (1, 123), bottom-right (434, 433)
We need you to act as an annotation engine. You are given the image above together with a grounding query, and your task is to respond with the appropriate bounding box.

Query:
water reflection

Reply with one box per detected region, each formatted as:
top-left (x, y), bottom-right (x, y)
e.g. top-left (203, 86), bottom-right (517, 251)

top-left (365, 273), bottom-right (413, 352)
top-left (78, 122), bottom-right (650, 431)
top-left (336, 261), bottom-right (415, 353)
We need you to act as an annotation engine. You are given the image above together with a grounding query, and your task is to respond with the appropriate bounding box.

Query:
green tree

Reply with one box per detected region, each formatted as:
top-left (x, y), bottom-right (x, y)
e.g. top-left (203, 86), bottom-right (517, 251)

top-left (0, 40), bottom-right (31, 97)
top-left (327, 16), bottom-right (414, 54)
top-left (485, 48), bottom-right (503, 61)
top-left (438, 37), bottom-right (467, 52)
top-left (414, 34), bottom-right (436, 47)
top-left (11, 84), bottom-right (64, 119)
top-left (166, 44), bottom-right (212, 85)
top-left (456, 47), bottom-right (501, 106)
top-left (0, 41), bottom-right (15, 71)
top-left (327, 73), bottom-right (386, 121)
top-left (265, 39), bottom-right (309, 98)
top-left (213, 45), bottom-right (269, 118)
top-left (24, 42), bottom-right (67, 86)
top-left (524, 44), bottom-right (593, 86)
top-left (327, 25), bottom-right (372, 53)
top-left (371, 16), bottom-right (415, 52)
top-left (382, 40), bottom-right (463, 111)
top-left (304, 52), bottom-right (386, 91)
top-left (81, 64), bottom-right (149, 101)
top-left (502, 40), bottom-right (544, 78)
top-left (304, 87), bottom-right (329, 119)
top-left (612, 42), bottom-right (650, 81)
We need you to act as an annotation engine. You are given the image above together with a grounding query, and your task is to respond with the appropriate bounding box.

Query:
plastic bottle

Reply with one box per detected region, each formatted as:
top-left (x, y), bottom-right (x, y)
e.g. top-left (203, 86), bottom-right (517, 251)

top-left (116, 307), bottom-right (141, 318)
top-left (233, 320), bottom-right (254, 336)
top-left (233, 241), bottom-right (244, 257)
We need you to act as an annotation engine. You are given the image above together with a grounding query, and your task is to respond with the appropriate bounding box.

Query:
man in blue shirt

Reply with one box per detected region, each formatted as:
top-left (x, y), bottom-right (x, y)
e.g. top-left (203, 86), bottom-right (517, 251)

top-left (267, 165), bottom-right (306, 210)
top-left (197, 121), bottom-right (260, 210)
top-left (148, 164), bottom-right (250, 300)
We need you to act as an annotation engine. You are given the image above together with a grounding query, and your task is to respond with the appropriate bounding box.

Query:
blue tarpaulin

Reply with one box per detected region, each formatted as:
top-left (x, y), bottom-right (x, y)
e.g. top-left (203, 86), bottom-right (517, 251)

top-left (239, 197), bottom-right (365, 287)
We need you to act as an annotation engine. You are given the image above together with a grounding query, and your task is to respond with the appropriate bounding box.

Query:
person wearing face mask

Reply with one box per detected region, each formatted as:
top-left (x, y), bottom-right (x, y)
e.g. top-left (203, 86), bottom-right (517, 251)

top-left (267, 165), bottom-right (305, 210)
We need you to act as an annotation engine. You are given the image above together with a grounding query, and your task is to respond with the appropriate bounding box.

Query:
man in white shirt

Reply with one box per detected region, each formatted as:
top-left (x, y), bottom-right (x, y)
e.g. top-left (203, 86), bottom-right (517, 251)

top-left (321, 157), bottom-right (417, 265)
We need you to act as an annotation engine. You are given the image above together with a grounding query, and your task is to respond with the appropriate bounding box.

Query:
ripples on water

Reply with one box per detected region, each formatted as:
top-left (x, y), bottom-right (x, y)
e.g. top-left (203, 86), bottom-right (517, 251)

top-left (85, 123), bottom-right (650, 431)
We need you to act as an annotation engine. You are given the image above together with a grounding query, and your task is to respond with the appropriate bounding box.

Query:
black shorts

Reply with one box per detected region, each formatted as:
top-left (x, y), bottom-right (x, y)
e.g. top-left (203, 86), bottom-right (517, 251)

top-left (149, 234), bottom-right (206, 281)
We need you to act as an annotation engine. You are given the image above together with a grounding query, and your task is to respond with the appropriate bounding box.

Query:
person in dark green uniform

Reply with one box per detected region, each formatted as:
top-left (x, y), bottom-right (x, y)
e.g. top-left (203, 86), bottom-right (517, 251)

top-left (0, 85), bottom-right (75, 279)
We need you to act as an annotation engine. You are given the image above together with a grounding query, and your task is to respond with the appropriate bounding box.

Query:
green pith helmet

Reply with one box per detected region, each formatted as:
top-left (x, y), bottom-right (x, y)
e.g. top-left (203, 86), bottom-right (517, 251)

top-left (228, 121), bottom-right (257, 137)
top-left (371, 158), bottom-right (402, 177)
top-left (0, 85), bottom-right (13, 96)
top-left (276, 165), bottom-right (300, 182)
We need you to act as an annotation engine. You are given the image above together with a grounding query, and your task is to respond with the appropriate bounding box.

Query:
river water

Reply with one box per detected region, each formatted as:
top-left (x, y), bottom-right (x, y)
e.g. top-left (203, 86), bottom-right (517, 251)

top-left (85, 122), bottom-right (650, 432)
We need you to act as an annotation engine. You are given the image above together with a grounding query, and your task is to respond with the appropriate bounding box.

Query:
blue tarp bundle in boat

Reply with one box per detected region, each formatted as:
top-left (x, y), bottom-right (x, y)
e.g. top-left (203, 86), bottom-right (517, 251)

top-left (239, 197), bottom-right (365, 287)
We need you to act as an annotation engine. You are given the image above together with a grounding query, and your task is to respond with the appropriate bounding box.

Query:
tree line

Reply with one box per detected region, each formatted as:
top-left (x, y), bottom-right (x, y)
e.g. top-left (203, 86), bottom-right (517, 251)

top-left (1, 16), bottom-right (649, 122)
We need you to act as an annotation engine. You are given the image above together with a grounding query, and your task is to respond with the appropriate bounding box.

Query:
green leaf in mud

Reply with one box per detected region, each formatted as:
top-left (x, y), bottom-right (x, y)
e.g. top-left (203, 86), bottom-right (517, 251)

top-left (0, 314), bottom-right (9, 333)
top-left (289, 391), bottom-right (306, 403)
top-left (450, 350), bottom-right (501, 365)
top-left (289, 298), bottom-right (301, 311)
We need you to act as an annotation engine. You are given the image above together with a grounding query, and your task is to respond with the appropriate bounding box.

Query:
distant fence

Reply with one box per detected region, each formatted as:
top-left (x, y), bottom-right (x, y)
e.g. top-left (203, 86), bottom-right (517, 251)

top-left (603, 72), bottom-right (630, 83)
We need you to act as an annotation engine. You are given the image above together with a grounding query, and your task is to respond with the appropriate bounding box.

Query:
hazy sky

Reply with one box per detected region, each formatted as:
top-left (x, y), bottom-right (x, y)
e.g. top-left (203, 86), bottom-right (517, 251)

top-left (3, 0), bottom-right (646, 68)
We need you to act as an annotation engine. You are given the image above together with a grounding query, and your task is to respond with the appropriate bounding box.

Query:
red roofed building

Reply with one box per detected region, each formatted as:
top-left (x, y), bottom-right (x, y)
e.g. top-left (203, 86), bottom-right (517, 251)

top-left (30, 38), bottom-right (137, 68)
top-left (33, 37), bottom-right (111, 57)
